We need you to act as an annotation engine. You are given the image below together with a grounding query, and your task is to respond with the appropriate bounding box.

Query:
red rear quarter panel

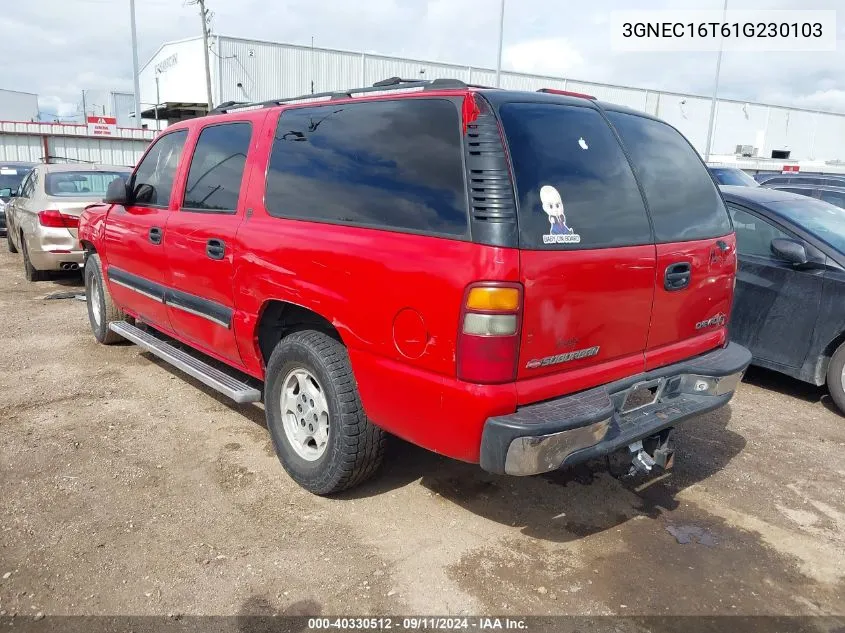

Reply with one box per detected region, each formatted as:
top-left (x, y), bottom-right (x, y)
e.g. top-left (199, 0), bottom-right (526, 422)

top-left (232, 215), bottom-right (520, 461)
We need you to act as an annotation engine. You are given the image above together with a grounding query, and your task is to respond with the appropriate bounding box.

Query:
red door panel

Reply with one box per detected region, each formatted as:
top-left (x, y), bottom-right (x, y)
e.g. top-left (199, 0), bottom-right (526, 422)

top-left (103, 204), bottom-right (172, 331)
top-left (517, 245), bottom-right (656, 397)
top-left (164, 116), bottom-right (263, 366)
top-left (645, 234), bottom-right (736, 370)
top-left (103, 129), bottom-right (189, 332)
top-left (165, 213), bottom-right (243, 364)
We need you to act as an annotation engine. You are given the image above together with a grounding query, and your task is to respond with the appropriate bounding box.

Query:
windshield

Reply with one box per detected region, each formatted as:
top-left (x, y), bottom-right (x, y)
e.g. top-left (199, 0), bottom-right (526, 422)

top-left (710, 168), bottom-right (759, 187)
top-left (769, 197), bottom-right (845, 253)
top-left (45, 171), bottom-right (127, 197)
top-left (0, 166), bottom-right (31, 199)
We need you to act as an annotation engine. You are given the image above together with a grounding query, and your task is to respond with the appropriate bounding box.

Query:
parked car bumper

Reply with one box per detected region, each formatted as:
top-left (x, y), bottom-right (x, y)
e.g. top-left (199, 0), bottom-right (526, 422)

top-left (480, 342), bottom-right (752, 476)
top-left (26, 227), bottom-right (84, 271)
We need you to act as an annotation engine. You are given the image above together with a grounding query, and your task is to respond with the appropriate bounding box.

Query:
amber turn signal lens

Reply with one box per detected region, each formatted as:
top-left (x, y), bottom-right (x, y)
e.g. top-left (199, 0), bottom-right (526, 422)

top-left (466, 287), bottom-right (520, 311)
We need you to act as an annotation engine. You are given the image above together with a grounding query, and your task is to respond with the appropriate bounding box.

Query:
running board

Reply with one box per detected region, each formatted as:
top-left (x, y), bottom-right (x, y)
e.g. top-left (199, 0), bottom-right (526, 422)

top-left (109, 321), bottom-right (261, 404)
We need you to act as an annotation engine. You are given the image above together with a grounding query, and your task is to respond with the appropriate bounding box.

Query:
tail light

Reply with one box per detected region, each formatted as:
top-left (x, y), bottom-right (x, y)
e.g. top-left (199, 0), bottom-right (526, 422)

top-left (38, 210), bottom-right (79, 229)
top-left (457, 282), bottom-right (523, 384)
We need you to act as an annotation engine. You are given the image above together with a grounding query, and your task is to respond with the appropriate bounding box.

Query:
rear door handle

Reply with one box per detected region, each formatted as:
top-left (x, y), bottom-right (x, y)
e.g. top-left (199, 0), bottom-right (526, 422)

top-left (206, 238), bottom-right (225, 260)
top-left (664, 262), bottom-right (691, 291)
top-left (148, 226), bottom-right (163, 245)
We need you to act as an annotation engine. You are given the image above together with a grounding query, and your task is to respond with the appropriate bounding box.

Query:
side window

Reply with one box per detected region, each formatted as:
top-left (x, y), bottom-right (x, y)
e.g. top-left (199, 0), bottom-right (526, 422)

top-left (18, 171), bottom-right (34, 198)
top-left (606, 111), bottom-right (732, 242)
top-left (820, 190), bottom-right (845, 209)
top-left (265, 99), bottom-right (468, 236)
top-left (130, 130), bottom-right (188, 207)
top-left (778, 187), bottom-right (813, 197)
top-left (182, 122), bottom-right (252, 213)
top-left (728, 205), bottom-right (792, 259)
top-left (22, 170), bottom-right (38, 198)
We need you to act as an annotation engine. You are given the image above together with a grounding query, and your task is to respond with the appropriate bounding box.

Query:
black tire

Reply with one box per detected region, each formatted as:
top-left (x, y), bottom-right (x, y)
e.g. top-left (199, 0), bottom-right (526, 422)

top-left (85, 253), bottom-right (125, 345)
top-left (825, 343), bottom-right (845, 414)
top-left (6, 230), bottom-right (17, 253)
top-left (265, 330), bottom-right (385, 495)
top-left (21, 234), bottom-right (47, 282)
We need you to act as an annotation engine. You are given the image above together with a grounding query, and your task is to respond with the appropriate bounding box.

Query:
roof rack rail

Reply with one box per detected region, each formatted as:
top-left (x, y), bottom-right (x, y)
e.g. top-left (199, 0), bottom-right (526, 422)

top-left (205, 77), bottom-right (496, 116)
top-left (209, 100), bottom-right (252, 115)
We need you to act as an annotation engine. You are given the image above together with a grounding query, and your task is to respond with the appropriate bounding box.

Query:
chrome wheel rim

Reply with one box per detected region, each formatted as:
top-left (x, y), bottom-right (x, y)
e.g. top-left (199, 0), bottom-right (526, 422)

top-left (280, 368), bottom-right (330, 461)
top-left (90, 276), bottom-right (102, 327)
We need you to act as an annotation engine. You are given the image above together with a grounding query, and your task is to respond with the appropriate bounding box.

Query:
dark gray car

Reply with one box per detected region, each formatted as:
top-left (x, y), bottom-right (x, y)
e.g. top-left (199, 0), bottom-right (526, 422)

top-left (722, 185), bottom-right (845, 412)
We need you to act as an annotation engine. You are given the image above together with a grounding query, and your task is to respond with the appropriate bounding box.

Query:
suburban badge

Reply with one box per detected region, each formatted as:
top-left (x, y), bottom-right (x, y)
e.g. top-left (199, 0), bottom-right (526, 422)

top-left (525, 346), bottom-right (600, 369)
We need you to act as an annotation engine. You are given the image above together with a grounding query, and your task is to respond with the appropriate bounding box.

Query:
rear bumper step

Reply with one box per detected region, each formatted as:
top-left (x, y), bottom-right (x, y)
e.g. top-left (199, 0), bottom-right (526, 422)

top-left (109, 321), bottom-right (261, 404)
top-left (480, 342), bottom-right (751, 476)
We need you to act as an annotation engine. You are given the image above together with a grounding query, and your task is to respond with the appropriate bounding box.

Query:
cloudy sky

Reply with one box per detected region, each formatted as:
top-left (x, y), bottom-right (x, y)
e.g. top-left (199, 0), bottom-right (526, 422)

top-left (1, 0), bottom-right (843, 121)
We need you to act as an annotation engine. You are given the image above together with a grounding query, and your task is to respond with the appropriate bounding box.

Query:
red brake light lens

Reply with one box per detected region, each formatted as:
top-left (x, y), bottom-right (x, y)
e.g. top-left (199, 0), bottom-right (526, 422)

top-left (38, 210), bottom-right (79, 229)
top-left (457, 282), bottom-right (523, 384)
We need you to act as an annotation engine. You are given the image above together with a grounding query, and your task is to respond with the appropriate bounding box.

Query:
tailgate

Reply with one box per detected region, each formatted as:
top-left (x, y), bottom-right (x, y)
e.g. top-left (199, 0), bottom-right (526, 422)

top-left (496, 100), bottom-right (657, 401)
top-left (603, 109), bottom-right (735, 370)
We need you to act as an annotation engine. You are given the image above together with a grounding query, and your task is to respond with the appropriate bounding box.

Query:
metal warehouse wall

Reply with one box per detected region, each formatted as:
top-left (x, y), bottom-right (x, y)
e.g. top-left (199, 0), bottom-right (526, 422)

top-left (111, 92), bottom-right (137, 128)
top-left (139, 38), bottom-right (210, 109)
top-left (144, 35), bottom-right (845, 163)
top-left (0, 121), bottom-right (155, 167)
top-left (0, 89), bottom-right (39, 122)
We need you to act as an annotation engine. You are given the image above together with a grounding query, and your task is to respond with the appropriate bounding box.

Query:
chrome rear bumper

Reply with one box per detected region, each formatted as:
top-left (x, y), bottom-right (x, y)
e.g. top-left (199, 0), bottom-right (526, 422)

top-left (480, 343), bottom-right (751, 476)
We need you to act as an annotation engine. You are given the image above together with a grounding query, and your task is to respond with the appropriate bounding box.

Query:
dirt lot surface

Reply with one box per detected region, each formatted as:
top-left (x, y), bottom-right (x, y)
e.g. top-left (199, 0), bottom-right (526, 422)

top-left (1, 244), bottom-right (844, 626)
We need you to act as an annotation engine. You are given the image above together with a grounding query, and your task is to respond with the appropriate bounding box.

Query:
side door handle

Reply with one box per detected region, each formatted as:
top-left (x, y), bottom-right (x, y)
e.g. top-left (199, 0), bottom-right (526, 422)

top-left (148, 226), bottom-right (163, 245)
top-left (664, 262), bottom-right (692, 291)
top-left (206, 238), bottom-right (225, 260)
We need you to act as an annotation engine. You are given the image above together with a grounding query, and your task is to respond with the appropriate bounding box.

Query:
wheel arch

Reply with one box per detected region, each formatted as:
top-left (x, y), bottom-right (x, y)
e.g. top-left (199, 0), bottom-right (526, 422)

top-left (255, 300), bottom-right (344, 368)
top-left (815, 331), bottom-right (845, 384)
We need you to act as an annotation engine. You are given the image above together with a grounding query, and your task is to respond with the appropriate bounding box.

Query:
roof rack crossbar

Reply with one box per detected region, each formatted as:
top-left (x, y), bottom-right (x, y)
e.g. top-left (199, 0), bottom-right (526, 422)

top-left (206, 77), bottom-right (496, 115)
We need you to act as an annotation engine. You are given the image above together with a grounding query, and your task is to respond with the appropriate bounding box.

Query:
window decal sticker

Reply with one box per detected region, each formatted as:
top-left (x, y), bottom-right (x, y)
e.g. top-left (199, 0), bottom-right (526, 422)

top-left (540, 185), bottom-right (581, 244)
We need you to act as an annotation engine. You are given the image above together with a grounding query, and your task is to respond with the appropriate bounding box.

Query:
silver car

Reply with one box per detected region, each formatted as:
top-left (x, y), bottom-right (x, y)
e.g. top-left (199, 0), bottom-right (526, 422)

top-left (6, 163), bottom-right (130, 281)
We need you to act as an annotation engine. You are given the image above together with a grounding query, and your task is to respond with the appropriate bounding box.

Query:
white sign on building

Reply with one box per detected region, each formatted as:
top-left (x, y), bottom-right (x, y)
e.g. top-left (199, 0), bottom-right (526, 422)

top-left (86, 116), bottom-right (118, 137)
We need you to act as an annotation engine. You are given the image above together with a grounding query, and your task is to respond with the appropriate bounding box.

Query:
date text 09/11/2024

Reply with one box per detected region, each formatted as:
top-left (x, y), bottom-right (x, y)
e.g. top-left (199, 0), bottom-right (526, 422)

top-left (307, 617), bottom-right (528, 630)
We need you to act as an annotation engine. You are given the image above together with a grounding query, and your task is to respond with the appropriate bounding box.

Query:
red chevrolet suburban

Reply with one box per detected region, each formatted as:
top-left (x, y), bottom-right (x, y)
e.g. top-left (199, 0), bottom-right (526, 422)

top-left (79, 78), bottom-right (751, 495)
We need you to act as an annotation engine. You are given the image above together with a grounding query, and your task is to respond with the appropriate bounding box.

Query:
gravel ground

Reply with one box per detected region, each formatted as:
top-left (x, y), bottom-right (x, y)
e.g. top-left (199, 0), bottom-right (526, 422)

top-left (0, 243), bottom-right (843, 625)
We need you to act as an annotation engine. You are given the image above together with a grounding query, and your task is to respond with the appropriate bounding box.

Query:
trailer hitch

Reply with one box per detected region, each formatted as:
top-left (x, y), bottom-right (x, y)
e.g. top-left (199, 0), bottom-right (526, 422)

top-left (625, 431), bottom-right (675, 477)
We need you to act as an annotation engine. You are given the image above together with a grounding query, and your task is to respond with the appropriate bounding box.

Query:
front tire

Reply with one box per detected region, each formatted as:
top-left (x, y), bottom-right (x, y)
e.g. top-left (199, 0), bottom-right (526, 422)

top-left (21, 234), bottom-right (47, 281)
top-left (265, 330), bottom-right (385, 495)
top-left (826, 343), bottom-right (845, 414)
top-left (85, 253), bottom-right (125, 345)
top-left (6, 230), bottom-right (17, 253)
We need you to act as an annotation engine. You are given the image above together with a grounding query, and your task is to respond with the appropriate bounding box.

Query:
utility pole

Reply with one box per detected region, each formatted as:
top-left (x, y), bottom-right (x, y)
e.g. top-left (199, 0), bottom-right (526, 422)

top-left (81, 90), bottom-right (88, 120)
top-left (129, 0), bottom-right (142, 128)
top-left (494, 0), bottom-right (505, 87)
top-left (704, 0), bottom-right (728, 162)
top-left (189, 0), bottom-right (215, 112)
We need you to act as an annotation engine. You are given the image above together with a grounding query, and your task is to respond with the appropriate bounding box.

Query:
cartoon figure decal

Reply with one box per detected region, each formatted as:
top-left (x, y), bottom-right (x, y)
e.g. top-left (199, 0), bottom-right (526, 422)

top-left (540, 185), bottom-right (581, 245)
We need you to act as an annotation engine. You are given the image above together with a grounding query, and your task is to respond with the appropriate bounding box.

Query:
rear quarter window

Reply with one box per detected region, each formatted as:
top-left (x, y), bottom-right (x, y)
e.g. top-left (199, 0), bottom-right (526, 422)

top-left (606, 111), bottom-right (732, 243)
top-left (264, 98), bottom-right (468, 237)
top-left (498, 102), bottom-right (652, 250)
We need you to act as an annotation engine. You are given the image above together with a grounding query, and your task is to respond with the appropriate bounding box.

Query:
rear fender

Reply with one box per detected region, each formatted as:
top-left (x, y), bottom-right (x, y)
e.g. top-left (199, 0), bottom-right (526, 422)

top-left (78, 203), bottom-right (112, 255)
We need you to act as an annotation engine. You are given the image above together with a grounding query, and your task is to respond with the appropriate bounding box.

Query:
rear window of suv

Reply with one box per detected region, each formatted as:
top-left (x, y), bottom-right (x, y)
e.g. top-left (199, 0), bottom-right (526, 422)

top-left (265, 98), bottom-right (468, 237)
top-left (606, 111), bottom-right (732, 243)
top-left (499, 102), bottom-right (652, 249)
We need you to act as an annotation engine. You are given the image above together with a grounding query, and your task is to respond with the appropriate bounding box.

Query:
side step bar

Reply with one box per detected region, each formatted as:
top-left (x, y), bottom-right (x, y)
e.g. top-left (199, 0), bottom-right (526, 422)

top-left (109, 321), bottom-right (262, 404)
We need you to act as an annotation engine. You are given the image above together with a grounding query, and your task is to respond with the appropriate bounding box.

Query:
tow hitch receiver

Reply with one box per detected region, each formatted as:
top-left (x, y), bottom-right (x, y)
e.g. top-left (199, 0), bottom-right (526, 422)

top-left (626, 432), bottom-right (674, 477)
